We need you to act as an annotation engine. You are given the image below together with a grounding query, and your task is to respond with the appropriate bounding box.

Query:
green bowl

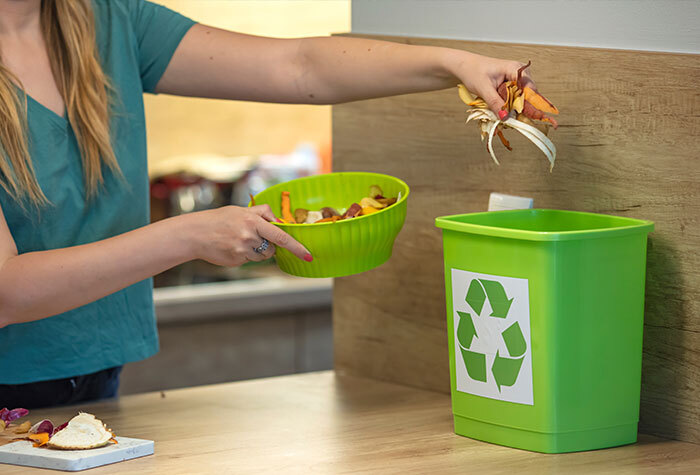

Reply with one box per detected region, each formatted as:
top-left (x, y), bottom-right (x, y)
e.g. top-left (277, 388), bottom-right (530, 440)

top-left (251, 172), bottom-right (409, 278)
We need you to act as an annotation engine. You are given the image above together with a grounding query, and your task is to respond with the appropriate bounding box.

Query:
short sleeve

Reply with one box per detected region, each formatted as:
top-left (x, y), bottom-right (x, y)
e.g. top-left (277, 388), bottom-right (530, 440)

top-left (124, 0), bottom-right (196, 93)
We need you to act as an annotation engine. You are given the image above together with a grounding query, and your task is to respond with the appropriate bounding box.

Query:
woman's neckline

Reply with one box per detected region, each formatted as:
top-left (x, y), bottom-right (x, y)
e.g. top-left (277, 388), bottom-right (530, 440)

top-left (24, 91), bottom-right (68, 127)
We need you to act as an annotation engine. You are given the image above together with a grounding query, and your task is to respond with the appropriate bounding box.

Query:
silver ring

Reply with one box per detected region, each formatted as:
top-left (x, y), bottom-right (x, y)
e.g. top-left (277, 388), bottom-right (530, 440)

top-left (253, 238), bottom-right (270, 254)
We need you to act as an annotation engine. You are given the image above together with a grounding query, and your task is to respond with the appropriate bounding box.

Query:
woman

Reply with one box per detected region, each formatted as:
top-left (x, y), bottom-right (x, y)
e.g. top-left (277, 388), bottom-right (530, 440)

top-left (0, 0), bottom-right (534, 408)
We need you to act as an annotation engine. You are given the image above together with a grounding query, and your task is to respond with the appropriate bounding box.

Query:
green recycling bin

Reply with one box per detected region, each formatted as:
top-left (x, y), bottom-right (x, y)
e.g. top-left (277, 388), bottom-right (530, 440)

top-left (435, 209), bottom-right (654, 453)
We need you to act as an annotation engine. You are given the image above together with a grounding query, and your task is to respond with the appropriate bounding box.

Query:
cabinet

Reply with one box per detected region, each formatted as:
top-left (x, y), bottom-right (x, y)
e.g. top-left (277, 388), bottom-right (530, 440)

top-left (119, 278), bottom-right (332, 395)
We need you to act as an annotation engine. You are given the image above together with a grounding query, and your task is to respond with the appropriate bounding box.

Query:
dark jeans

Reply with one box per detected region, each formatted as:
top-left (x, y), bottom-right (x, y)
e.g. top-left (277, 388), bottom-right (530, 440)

top-left (0, 366), bottom-right (122, 409)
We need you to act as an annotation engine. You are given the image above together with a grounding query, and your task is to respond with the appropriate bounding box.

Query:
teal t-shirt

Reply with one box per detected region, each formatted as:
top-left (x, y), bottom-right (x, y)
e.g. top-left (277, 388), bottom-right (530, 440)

top-left (0, 0), bottom-right (195, 384)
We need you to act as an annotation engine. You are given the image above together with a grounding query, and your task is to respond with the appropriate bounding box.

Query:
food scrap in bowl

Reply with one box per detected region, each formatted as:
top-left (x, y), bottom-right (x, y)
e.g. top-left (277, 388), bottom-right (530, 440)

top-left (280, 184), bottom-right (399, 224)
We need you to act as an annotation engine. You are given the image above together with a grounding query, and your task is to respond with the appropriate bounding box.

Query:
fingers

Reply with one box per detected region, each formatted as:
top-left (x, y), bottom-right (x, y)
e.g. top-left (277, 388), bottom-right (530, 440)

top-left (246, 250), bottom-right (266, 262)
top-left (248, 204), bottom-right (280, 223)
top-left (486, 61), bottom-right (538, 117)
top-left (246, 238), bottom-right (276, 262)
top-left (517, 68), bottom-right (537, 91)
top-left (255, 219), bottom-right (312, 262)
top-left (482, 87), bottom-right (506, 118)
top-left (508, 61), bottom-right (537, 91)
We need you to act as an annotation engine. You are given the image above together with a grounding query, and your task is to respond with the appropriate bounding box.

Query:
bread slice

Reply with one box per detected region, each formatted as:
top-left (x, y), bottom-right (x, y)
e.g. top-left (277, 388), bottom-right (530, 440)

top-left (47, 413), bottom-right (113, 450)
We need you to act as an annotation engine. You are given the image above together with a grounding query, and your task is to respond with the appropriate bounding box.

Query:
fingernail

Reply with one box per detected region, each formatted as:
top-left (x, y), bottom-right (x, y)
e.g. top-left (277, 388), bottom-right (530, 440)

top-left (498, 110), bottom-right (508, 120)
top-left (303, 253), bottom-right (313, 262)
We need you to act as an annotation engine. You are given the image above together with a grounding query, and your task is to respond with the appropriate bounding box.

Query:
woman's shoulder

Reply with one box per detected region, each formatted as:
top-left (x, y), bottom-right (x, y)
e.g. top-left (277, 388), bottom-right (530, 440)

top-left (91, 0), bottom-right (151, 27)
top-left (91, 0), bottom-right (145, 14)
top-left (91, 0), bottom-right (133, 19)
top-left (91, 0), bottom-right (194, 46)
top-left (89, 0), bottom-right (137, 42)
top-left (90, 0), bottom-right (194, 91)
top-left (91, 0), bottom-right (185, 26)
top-left (91, 0), bottom-right (165, 35)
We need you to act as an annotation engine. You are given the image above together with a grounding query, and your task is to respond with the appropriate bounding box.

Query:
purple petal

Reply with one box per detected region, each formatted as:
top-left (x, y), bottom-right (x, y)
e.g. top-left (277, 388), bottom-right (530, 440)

top-left (1, 408), bottom-right (29, 423)
top-left (54, 421), bottom-right (69, 434)
top-left (30, 419), bottom-right (55, 435)
top-left (8, 408), bottom-right (29, 421)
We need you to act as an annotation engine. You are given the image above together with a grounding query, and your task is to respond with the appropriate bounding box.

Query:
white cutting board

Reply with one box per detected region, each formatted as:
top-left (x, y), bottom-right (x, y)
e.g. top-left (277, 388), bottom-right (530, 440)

top-left (0, 436), bottom-right (153, 471)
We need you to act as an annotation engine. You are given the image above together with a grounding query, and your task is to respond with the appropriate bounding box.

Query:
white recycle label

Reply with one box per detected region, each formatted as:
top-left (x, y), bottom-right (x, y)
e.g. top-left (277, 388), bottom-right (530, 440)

top-left (451, 269), bottom-right (533, 405)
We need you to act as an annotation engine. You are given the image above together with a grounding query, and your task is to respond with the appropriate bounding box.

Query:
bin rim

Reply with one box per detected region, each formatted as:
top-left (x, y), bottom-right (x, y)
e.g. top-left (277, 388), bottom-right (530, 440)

top-left (435, 208), bottom-right (654, 242)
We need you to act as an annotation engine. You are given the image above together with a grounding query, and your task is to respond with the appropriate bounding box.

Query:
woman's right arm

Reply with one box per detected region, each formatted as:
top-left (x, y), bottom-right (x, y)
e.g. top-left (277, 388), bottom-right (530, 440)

top-left (0, 205), bottom-right (310, 327)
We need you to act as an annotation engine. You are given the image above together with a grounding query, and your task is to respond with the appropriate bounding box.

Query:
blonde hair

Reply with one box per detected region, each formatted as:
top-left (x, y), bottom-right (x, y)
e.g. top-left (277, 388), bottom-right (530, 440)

top-left (0, 0), bottom-right (119, 206)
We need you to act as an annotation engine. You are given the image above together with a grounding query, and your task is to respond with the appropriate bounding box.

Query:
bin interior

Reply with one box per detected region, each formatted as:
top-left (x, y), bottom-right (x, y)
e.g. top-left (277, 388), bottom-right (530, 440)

top-left (436, 209), bottom-right (653, 241)
top-left (449, 209), bottom-right (645, 232)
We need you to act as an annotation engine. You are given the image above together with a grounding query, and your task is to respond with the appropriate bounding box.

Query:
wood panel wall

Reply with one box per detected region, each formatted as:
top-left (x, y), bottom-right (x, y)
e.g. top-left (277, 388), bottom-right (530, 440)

top-left (332, 35), bottom-right (700, 444)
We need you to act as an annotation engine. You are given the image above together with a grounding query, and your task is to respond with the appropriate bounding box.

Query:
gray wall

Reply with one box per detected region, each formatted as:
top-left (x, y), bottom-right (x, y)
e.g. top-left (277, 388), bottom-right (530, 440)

top-left (352, 0), bottom-right (700, 54)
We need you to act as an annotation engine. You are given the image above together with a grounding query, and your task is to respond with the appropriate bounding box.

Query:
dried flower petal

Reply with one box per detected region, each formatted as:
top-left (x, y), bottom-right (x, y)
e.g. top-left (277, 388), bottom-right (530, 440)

top-left (30, 419), bottom-right (55, 436)
top-left (456, 63), bottom-right (558, 170)
top-left (513, 95), bottom-right (525, 114)
top-left (523, 86), bottom-right (559, 115)
top-left (496, 128), bottom-right (513, 151)
top-left (0, 408), bottom-right (29, 424)
top-left (457, 84), bottom-right (476, 104)
top-left (15, 421), bottom-right (31, 434)
top-left (26, 432), bottom-right (50, 447)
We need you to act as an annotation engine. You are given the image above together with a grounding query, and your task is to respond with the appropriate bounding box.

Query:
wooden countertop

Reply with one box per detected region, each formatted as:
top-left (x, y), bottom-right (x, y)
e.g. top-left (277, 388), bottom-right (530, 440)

top-left (4, 371), bottom-right (699, 474)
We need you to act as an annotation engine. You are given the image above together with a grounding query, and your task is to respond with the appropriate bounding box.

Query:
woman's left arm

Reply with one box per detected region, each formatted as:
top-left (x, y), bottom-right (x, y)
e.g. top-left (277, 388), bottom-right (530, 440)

top-left (156, 24), bottom-right (531, 115)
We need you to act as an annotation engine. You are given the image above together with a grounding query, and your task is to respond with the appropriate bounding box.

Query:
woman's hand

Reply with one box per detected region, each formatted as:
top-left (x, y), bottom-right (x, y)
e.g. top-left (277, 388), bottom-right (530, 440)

top-left (185, 205), bottom-right (312, 267)
top-left (445, 51), bottom-right (537, 116)
top-left (0, 203), bottom-right (312, 326)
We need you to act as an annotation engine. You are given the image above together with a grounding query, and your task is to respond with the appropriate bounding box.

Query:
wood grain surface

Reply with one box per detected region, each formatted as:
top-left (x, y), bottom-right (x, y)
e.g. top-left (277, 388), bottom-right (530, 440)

top-left (332, 35), bottom-right (700, 444)
top-left (2, 372), bottom-right (699, 474)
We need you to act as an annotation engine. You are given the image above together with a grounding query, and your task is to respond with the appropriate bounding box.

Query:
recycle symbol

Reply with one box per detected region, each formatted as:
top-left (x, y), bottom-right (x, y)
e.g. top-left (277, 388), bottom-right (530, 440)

top-left (456, 278), bottom-right (527, 392)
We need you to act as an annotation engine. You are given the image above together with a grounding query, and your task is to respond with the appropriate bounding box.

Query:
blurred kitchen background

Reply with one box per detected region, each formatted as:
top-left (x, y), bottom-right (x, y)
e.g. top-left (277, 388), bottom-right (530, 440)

top-left (119, 0), bottom-right (350, 395)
